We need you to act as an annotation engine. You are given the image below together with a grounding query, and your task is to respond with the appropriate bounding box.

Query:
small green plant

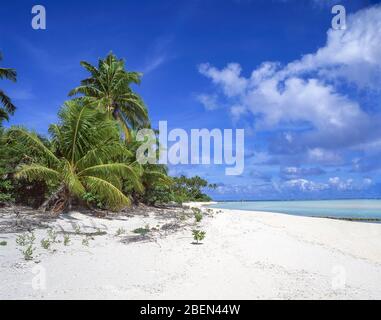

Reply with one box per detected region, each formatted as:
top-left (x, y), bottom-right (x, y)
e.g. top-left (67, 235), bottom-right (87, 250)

top-left (193, 209), bottom-right (203, 223)
top-left (115, 227), bottom-right (126, 236)
top-left (47, 229), bottom-right (58, 243)
top-left (0, 241), bottom-right (7, 246)
top-left (192, 229), bottom-right (206, 244)
top-left (16, 232), bottom-right (36, 260)
top-left (22, 245), bottom-right (34, 260)
top-left (40, 239), bottom-right (51, 250)
top-left (192, 207), bottom-right (201, 214)
top-left (133, 225), bottom-right (150, 236)
top-left (82, 237), bottom-right (89, 246)
top-left (16, 233), bottom-right (28, 246)
top-left (63, 234), bottom-right (70, 246)
top-left (74, 224), bottom-right (81, 234)
top-left (16, 232), bottom-right (35, 246)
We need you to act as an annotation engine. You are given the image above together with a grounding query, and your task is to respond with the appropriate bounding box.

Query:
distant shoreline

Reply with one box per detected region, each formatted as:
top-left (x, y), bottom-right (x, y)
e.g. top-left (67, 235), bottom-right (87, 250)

top-left (212, 198), bottom-right (381, 202)
top-left (210, 199), bottom-right (381, 222)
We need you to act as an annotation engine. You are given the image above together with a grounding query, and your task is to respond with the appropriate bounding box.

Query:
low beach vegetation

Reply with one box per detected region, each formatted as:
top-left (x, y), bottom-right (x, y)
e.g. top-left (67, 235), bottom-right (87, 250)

top-left (192, 229), bottom-right (206, 244)
top-left (193, 208), bottom-right (203, 222)
top-left (133, 225), bottom-right (150, 236)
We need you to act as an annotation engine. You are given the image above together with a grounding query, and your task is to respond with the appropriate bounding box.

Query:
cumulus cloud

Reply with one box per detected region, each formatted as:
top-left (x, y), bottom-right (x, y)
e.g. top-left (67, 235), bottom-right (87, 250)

top-left (197, 5), bottom-right (381, 165)
top-left (280, 166), bottom-right (326, 180)
top-left (212, 176), bottom-right (373, 198)
top-left (198, 62), bottom-right (248, 97)
top-left (196, 93), bottom-right (219, 110)
top-left (283, 179), bottom-right (328, 192)
top-left (328, 176), bottom-right (373, 191)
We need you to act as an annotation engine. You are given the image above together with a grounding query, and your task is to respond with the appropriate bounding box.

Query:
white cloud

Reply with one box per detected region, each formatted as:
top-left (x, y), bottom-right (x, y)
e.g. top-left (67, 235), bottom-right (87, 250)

top-left (307, 148), bottom-right (342, 164)
top-left (198, 63), bottom-right (248, 97)
top-left (281, 5), bottom-right (381, 89)
top-left (283, 179), bottom-right (328, 192)
top-left (196, 93), bottom-right (219, 110)
top-left (197, 5), bottom-right (381, 159)
top-left (328, 176), bottom-right (373, 191)
top-left (212, 176), bottom-right (373, 197)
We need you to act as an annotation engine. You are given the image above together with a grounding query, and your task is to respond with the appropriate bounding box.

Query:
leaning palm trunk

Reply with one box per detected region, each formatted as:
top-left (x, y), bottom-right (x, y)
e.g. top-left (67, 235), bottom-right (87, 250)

top-left (39, 185), bottom-right (69, 215)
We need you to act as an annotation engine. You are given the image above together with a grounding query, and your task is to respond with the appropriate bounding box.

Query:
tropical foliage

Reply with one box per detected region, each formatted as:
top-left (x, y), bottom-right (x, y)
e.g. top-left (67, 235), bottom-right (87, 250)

top-left (68, 53), bottom-right (150, 141)
top-left (171, 175), bottom-right (217, 203)
top-left (0, 52), bottom-right (214, 212)
top-left (8, 100), bottom-right (142, 213)
top-left (0, 52), bottom-right (17, 123)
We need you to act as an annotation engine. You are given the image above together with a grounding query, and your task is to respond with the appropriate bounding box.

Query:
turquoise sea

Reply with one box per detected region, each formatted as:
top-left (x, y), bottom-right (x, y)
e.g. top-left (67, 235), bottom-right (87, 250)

top-left (211, 200), bottom-right (381, 220)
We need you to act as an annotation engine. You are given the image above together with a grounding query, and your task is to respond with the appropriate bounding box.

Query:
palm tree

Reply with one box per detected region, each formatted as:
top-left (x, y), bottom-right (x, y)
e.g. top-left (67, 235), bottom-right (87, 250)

top-left (0, 108), bottom-right (9, 123)
top-left (0, 52), bottom-right (17, 122)
top-left (69, 53), bottom-right (150, 141)
top-left (124, 129), bottom-right (172, 204)
top-left (8, 100), bottom-right (142, 214)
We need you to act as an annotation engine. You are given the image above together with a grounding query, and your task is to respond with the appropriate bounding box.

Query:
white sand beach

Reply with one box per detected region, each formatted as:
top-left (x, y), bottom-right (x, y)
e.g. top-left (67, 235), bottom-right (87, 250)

top-left (1, 203), bottom-right (381, 299)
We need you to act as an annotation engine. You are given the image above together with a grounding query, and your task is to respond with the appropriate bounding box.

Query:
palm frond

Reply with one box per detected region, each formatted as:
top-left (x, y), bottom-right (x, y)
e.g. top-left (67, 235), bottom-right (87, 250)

top-left (0, 108), bottom-right (9, 122)
top-left (62, 159), bottom-right (85, 197)
top-left (0, 90), bottom-right (16, 114)
top-left (82, 175), bottom-right (131, 210)
top-left (8, 127), bottom-right (60, 166)
top-left (0, 67), bottom-right (17, 81)
top-left (80, 162), bottom-right (143, 193)
top-left (56, 100), bottom-right (120, 163)
top-left (75, 143), bottom-right (133, 170)
top-left (79, 61), bottom-right (99, 77)
top-left (15, 164), bottom-right (60, 183)
top-left (144, 170), bottom-right (173, 186)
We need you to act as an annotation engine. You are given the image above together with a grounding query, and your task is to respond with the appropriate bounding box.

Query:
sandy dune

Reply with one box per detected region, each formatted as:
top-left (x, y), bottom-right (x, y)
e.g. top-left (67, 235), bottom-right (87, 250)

top-left (1, 204), bottom-right (381, 299)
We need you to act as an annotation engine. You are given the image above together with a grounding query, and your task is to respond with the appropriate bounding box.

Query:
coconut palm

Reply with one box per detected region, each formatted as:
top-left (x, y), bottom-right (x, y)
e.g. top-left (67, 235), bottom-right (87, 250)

top-left (8, 100), bottom-right (143, 214)
top-left (123, 129), bottom-right (172, 204)
top-left (0, 108), bottom-right (9, 123)
top-left (68, 53), bottom-right (150, 141)
top-left (0, 52), bottom-right (17, 121)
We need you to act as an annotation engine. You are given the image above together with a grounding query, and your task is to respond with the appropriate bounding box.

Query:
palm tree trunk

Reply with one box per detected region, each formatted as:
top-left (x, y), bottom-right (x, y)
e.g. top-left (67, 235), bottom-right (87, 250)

top-left (39, 184), bottom-right (70, 215)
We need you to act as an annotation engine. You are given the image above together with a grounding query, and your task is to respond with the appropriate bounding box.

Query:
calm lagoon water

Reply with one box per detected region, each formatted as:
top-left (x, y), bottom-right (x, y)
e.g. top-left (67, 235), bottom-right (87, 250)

top-left (211, 200), bottom-right (381, 220)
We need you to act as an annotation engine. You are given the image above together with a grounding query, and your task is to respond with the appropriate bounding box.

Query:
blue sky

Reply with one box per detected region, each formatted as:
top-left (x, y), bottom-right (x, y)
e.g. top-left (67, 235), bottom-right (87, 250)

top-left (1, 0), bottom-right (381, 200)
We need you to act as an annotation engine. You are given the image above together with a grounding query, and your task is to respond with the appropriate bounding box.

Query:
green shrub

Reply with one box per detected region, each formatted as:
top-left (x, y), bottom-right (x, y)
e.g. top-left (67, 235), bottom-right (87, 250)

top-left (16, 232), bottom-right (35, 247)
top-left (47, 229), bottom-right (57, 243)
top-left (82, 237), bottom-right (89, 246)
top-left (171, 175), bottom-right (216, 203)
top-left (193, 208), bottom-right (203, 222)
top-left (22, 245), bottom-right (34, 260)
top-left (142, 185), bottom-right (175, 205)
top-left (133, 225), bottom-right (150, 236)
top-left (82, 192), bottom-right (104, 209)
top-left (63, 234), bottom-right (70, 246)
top-left (74, 224), bottom-right (81, 234)
top-left (16, 234), bottom-right (27, 246)
top-left (0, 178), bottom-right (14, 203)
top-left (16, 232), bottom-right (36, 260)
top-left (192, 229), bottom-right (206, 244)
top-left (115, 227), bottom-right (126, 236)
top-left (0, 241), bottom-right (7, 246)
top-left (40, 239), bottom-right (51, 250)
